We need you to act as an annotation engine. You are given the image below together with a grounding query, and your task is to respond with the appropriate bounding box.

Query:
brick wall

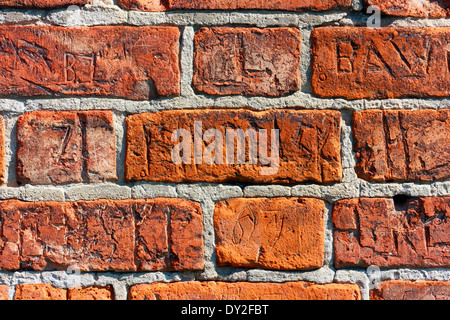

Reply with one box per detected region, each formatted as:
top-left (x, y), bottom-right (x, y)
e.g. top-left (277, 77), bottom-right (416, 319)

top-left (0, 0), bottom-right (449, 301)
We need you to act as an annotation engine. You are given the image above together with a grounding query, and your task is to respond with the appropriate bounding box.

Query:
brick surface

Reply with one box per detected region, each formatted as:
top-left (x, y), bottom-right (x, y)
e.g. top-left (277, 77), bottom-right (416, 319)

top-left (214, 198), bottom-right (325, 270)
top-left (311, 27), bottom-right (450, 99)
top-left (0, 26), bottom-right (180, 100)
top-left (125, 109), bottom-right (342, 184)
top-left (353, 109), bottom-right (450, 182)
top-left (0, 199), bottom-right (203, 272)
top-left (365, 0), bottom-right (449, 18)
top-left (193, 27), bottom-right (301, 97)
top-left (333, 197), bottom-right (450, 268)
top-left (0, 285), bottom-right (8, 300)
top-left (129, 281), bottom-right (361, 300)
top-left (371, 281), bottom-right (450, 300)
top-left (17, 111), bottom-right (117, 185)
top-left (68, 286), bottom-right (114, 300)
top-left (0, 0), bottom-right (88, 8)
top-left (118, 0), bottom-right (352, 11)
top-left (14, 283), bottom-right (66, 300)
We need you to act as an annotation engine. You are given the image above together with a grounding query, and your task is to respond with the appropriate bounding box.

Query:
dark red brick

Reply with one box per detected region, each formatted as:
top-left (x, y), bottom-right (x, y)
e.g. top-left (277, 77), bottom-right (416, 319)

top-left (333, 197), bottom-right (450, 268)
top-left (0, 0), bottom-right (88, 8)
top-left (371, 281), bottom-right (450, 300)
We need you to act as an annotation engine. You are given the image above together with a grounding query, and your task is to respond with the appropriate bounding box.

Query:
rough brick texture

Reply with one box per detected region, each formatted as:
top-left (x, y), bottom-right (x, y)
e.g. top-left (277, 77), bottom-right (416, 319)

top-left (371, 281), bottom-right (450, 300)
top-left (214, 198), bottom-right (325, 270)
top-left (333, 197), bottom-right (450, 268)
top-left (129, 281), bottom-right (361, 300)
top-left (0, 285), bottom-right (8, 300)
top-left (193, 27), bottom-right (301, 97)
top-left (67, 286), bottom-right (114, 300)
top-left (311, 27), bottom-right (450, 99)
top-left (365, 0), bottom-right (449, 18)
top-left (118, 0), bottom-right (352, 11)
top-left (15, 283), bottom-right (66, 300)
top-left (17, 111), bottom-right (117, 185)
top-left (0, 26), bottom-right (180, 100)
top-left (353, 109), bottom-right (450, 182)
top-left (0, 0), bottom-right (88, 8)
top-left (125, 109), bottom-right (342, 184)
top-left (0, 199), bottom-right (203, 272)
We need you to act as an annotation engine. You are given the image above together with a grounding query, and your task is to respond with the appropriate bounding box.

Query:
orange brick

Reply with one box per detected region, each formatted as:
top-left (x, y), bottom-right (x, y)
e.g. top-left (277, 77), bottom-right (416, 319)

top-left (68, 286), bottom-right (114, 300)
top-left (129, 281), bottom-right (361, 300)
top-left (371, 281), bottom-right (450, 300)
top-left (365, 0), bottom-right (449, 18)
top-left (312, 27), bottom-right (450, 99)
top-left (214, 198), bottom-right (325, 270)
top-left (0, 285), bottom-right (8, 300)
top-left (14, 284), bottom-right (66, 300)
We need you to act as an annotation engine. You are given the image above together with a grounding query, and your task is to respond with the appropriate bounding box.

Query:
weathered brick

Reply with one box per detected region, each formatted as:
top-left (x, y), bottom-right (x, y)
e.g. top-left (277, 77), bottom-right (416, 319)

top-left (214, 198), bottom-right (325, 270)
top-left (333, 197), bottom-right (450, 268)
top-left (0, 26), bottom-right (180, 100)
top-left (371, 281), bottom-right (450, 300)
top-left (129, 281), bottom-right (361, 300)
top-left (0, 0), bottom-right (88, 8)
top-left (0, 285), bottom-right (8, 300)
top-left (135, 198), bottom-right (204, 271)
top-left (365, 0), bottom-right (449, 18)
top-left (353, 109), bottom-right (450, 182)
top-left (68, 286), bottom-right (114, 300)
top-left (14, 283), bottom-right (66, 300)
top-left (311, 27), bottom-right (449, 99)
top-left (193, 27), bottom-right (301, 97)
top-left (17, 111), bottom-right (117, 185)
top-left (117, 0), bottom-right (352, 11)
top-left (125, 109), bottom-right (342, 184)
top-left (0, 199), bottom-right (204, 272)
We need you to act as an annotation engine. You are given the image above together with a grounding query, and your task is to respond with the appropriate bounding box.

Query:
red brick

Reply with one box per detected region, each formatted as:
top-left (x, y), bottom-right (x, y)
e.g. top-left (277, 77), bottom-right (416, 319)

top-left (135, 198), bottom-right (204, 271)
top-left (14, 283), bottom-right (66, 300)
top-left (0, 199), bottom-right (203, 272)
top-left (125, 109), bottom-right (342, 184)
top-left (311, 27), bottom-right (450, 99)
top-left (371, 281), bottom-right (450, 300)
top-left (117, 0), bottom-right (352, 11)
top-left (0, 285), bottom-right (8, 300)
top-left (353, 109), bottom-right (450, 182)
top-left (17, 111), bottom-right (117, 185)
top-left (333, 197), bottom-right (450, 268)
top-left (0, 0), bottom-right (88, 8)
top-left (214, 198), bottom-right (325, 270)
top-left (129, 281), bottom-right (361, 300)
top-left (365, 0), bottom-right (449, 18)
top-left (193, 27), bottom-right (301, 97)
top-left (68, 286), bottom-right (114, 300)
top-left (0, 26), bottom-right (180, 100)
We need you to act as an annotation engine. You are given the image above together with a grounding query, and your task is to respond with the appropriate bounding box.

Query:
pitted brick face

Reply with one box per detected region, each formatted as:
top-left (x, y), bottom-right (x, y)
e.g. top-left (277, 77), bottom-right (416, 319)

top-left (353, 109), bottom-right (450, 182)
top-left (117, 0), bottom-right (352, 11)
top-left (17, 111), bottom-right (117, 185)
top-left (332, 197), bottom-right (450, 268)
top-left (214, 197), bottom-right (325, 270)
top-left (365, 0), bottom-right (449, 17)
top-left (14, 284), bottom-right (66, 300)
top-left (193, 27), bottom-right (301, 97)
top-left (371, 281), bottom-right (450, 300)
top-left (311, 27), bottom-right (450, 99)
top-left (0, 199), bottom-right (204, 272)
top-left (129, 281), bottom-right (361, 300)
top-left (0, 26), bottom-right (180, 100)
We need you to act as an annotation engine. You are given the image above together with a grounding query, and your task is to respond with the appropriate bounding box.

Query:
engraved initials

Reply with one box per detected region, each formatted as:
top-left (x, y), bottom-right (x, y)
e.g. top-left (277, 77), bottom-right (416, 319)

top-left (64, 53), bottom-right (94, 84)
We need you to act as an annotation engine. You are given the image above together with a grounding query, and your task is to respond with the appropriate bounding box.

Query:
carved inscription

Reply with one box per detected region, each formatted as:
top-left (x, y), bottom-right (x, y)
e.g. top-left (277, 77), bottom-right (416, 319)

top-left (312, 27), bottom-right (450, 99)
top-left (17, 111), bottom-right (117, 185)
top-left (214, 197), bottom-right (325, 270)
top-left (353, 109), bottom-right (450, 182)
top-left (333, 197), bottom-right (450, 268)
top-left (0, 26), bottom-right (180, 100)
